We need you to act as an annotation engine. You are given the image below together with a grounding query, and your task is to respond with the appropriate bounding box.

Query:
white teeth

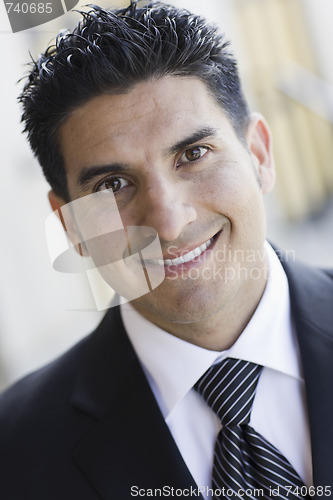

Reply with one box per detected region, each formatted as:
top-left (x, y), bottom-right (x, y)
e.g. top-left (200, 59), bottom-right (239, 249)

top-left (182, 251), bottom-right (195, 263)
top-left (172, 256), bottom-right (185, 265)
top-left (160, 236), bottom-right (214, 266)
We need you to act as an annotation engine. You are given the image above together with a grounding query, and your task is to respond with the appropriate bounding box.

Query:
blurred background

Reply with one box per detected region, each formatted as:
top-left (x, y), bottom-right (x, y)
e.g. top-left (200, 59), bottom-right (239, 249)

top-left (0, 0), bottom-right (332, 391)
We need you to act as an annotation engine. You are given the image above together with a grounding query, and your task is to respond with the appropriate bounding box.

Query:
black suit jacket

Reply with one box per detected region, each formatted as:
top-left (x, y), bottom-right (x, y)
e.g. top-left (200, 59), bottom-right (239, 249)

top-left (0, 256), bottom-right (332, 499)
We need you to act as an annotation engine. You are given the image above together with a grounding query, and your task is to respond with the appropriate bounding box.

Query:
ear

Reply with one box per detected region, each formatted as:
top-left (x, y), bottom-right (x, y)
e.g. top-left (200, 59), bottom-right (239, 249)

top-left (48, 190), bottom-right (89, 257)
top-left (246, 112), bottom-right (275, 194)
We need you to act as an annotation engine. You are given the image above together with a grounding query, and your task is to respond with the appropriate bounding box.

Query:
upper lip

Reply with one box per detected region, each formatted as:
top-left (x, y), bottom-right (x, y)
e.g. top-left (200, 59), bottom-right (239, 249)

top-left (161, 231), bottom-right (220, 261)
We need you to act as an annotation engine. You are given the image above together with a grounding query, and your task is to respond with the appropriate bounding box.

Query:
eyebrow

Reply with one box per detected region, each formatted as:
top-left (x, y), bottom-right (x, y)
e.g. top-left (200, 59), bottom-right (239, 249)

top-left (76, 126), bottom-right (218, 189)
top-left (166, 127), bottom-right (218, 156)
top-left (77, 163), bottom-right (130, 188)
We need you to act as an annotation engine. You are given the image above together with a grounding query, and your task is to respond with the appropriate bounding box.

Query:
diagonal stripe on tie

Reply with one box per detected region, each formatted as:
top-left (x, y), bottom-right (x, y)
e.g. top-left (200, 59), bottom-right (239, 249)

top-left (194, 358), bottom-right (310, 500)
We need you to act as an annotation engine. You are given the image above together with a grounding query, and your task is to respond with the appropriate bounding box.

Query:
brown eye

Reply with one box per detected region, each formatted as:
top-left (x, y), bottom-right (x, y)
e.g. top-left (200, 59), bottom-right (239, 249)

top-left (186, 147), bottom-right (203, 161)
top-left (97, 176), bottom-right (129, 193)
top-left (179, 146), bottom-right (209, 164)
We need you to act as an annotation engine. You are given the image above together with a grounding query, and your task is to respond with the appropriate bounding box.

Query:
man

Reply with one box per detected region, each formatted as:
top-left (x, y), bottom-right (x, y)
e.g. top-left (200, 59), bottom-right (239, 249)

top-left (0, 2), bottom-right (332, 499)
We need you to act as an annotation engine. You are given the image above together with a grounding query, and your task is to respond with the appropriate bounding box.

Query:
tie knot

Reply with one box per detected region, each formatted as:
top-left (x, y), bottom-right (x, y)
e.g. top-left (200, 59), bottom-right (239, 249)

top-left (194, 358), bottom-right (263, 426)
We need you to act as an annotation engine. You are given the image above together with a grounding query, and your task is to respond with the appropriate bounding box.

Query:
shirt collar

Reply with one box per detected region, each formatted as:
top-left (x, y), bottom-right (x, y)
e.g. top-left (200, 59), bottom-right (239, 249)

top-left (120, 242), bottom-right (302, 418)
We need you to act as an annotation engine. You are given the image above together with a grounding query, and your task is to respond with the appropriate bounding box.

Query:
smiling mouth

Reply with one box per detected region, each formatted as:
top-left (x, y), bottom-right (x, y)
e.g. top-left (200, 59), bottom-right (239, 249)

top-left (152, 231), bottom-right (220, 267)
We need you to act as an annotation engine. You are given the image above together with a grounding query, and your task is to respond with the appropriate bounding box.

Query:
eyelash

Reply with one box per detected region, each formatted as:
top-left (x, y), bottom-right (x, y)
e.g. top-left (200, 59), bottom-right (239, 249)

top-left (177, 145), bottom-right (210, 166)
top-left (95, 176), bottom-right (131, 194)
top-left (94, 145), bottom-right (210, 194)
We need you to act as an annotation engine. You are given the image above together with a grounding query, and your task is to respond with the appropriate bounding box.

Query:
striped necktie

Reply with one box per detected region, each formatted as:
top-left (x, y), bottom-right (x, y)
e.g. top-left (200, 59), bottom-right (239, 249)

top-left (194, 358), bottom-right (309, 500)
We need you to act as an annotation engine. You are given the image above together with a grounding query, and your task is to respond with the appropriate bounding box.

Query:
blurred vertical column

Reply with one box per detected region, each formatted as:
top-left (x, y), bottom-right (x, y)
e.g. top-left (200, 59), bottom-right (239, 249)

top-left (233, 0), bottom-right (333, 220)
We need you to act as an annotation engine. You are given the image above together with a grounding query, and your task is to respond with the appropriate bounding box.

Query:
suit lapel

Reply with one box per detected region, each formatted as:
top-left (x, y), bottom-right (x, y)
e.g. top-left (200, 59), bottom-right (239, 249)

top-left (69, 255), bottom-right (333, 494)
top-left (282, 257), bottom-right (333, 486)
top-left (70, 307), bottom-right (201, 499)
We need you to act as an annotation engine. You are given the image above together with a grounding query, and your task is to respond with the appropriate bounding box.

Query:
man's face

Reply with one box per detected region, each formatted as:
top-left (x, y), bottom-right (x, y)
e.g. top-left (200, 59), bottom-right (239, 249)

top-left (54, 76), bottom-right (275, 340)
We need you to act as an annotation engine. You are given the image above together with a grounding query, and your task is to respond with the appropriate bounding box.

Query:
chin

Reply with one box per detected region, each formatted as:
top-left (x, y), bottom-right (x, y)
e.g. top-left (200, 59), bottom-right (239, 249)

top-left (134, 283), bottom-right (227, 326)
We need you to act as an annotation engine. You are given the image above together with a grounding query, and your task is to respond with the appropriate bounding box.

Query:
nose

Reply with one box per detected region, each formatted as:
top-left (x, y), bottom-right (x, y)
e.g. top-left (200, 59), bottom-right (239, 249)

top-left (140, 177), bottom-right (197, 242)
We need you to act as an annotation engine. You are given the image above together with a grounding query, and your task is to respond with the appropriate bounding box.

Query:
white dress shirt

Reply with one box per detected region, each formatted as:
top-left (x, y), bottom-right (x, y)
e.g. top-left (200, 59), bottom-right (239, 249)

top-left (120, 242), bottom-right (312, 496)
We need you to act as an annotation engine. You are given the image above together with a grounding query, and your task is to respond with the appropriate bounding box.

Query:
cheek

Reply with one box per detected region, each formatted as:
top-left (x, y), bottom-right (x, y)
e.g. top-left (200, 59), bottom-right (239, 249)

top-left (85, 231), bottom-right (128, 267)
top-left (193, 162), bottom-right (258, 211)
top-left (196, 163), bottom-right (266, 238)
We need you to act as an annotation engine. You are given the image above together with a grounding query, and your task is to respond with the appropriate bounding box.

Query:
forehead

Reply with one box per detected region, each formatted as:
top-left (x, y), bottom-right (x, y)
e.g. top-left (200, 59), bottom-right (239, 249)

top-left (58, 76), bottom-right (234, 174)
